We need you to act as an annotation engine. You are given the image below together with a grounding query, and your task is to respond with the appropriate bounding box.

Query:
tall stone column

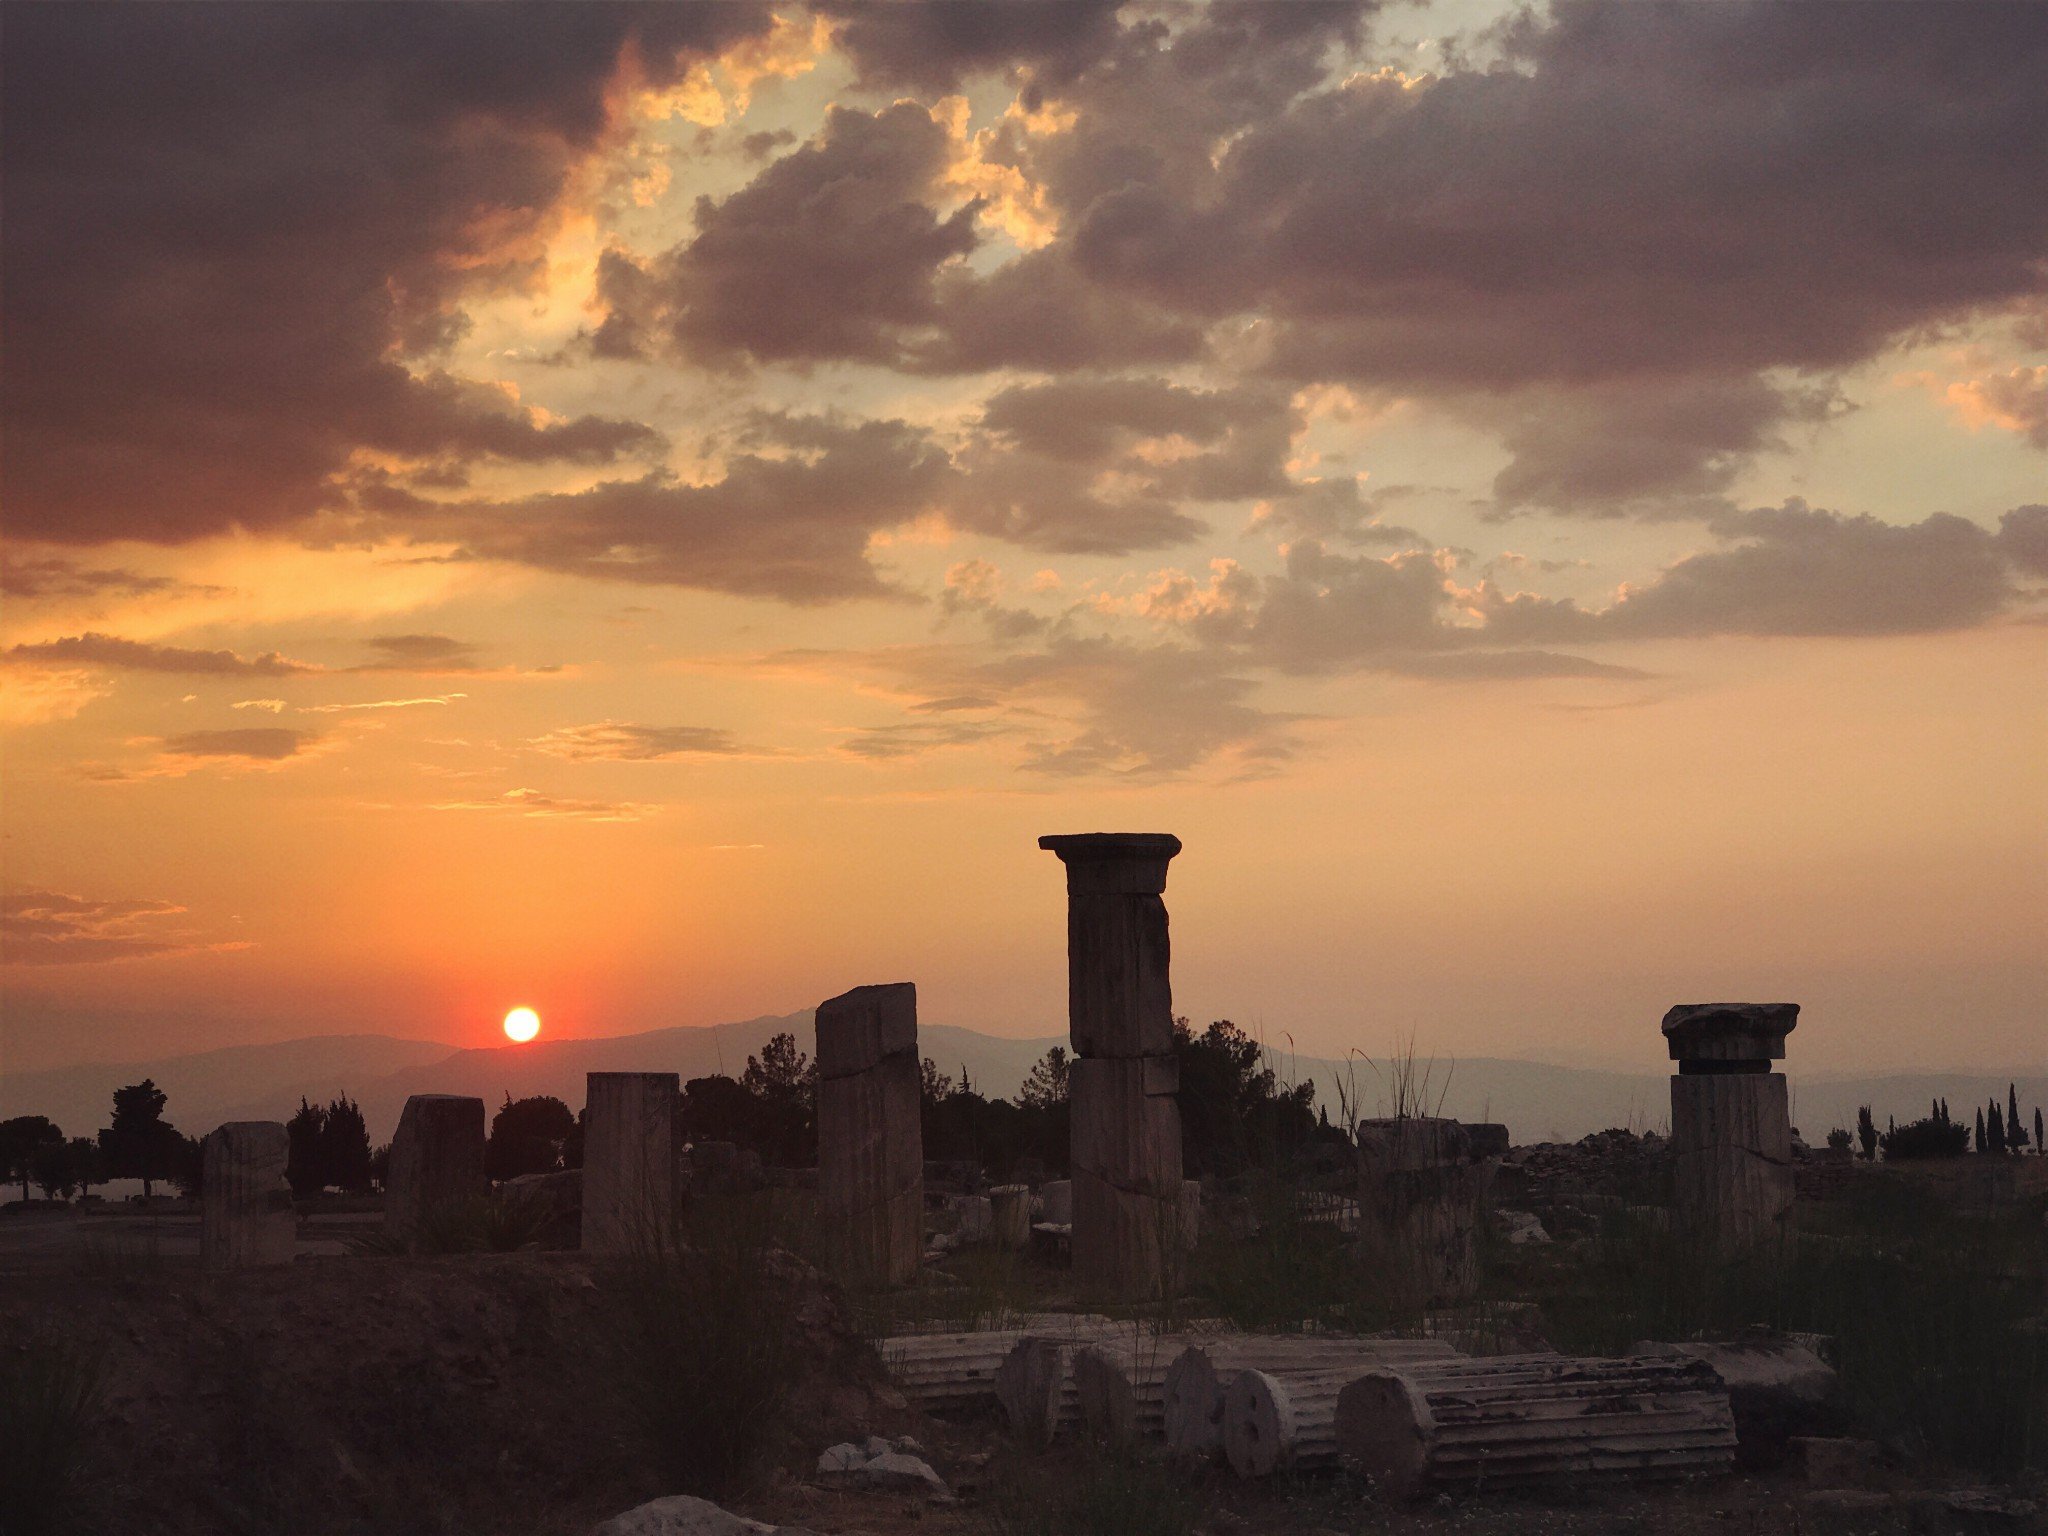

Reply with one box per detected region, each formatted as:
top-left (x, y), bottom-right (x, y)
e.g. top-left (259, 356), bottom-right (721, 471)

top-left (1663, 1003), bottom-right (1799, 1253)
top-left (384, 1094), bottom-right (487, 1247)
top-left (1040, 833), bottom-right (1185, 1297)
top-left (201, 1121), bottom-right (296, 1271)
top-left (816, 982), bottom-right (923, 1284)
top-left (582, 1072), bottom-right (681, 1255)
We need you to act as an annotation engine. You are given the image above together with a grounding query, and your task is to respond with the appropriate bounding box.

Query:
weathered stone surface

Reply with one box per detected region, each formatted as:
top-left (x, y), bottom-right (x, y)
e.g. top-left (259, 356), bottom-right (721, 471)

top-left (878, 1316), bottom-right (1118, 1411)
top-left (989, 1183), bottom-right (1032, 1249)
top-left (1662, 1003), bottom-right (1799, 1066)
top-left (816, 984), bottom-right (922, 1284)
top-left (589, 1494), bottom-right (809, 1536)
top-left (385, 1094), bottom-right (487, 1246)
top-left (1670, 1071), bottom-right (1794, 1253)
top-left (582, 1073), bottom-right (680, 1255)
top-left (1039, 834), bottom-right (1179, 1059)
top-left (1039, 1179), bottom-right (1073, 1224)
top-left (1633, 1336), bottom-right (1839, 1464)
top-left (1337, 1355), bottom-right (1736, 1498)
top-left (1355, 1120), bottom-right (1496, 1302)
top-left (200, 1121), bottom-right (295, 1271)
top-left (815, 981), bottom-right (920, 1079)
top-left (1162, 1338), bottom-right (1464, 1464)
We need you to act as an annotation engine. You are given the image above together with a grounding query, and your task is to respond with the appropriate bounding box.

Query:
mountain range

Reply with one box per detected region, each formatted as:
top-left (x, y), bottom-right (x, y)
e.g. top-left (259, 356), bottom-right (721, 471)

top-left (5, 1017), bottom-right (2043, 1154)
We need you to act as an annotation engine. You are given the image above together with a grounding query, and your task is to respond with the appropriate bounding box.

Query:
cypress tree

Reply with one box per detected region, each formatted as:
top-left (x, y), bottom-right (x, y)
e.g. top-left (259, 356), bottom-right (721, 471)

top-left (1975, 1107), bottom-right (1987, 1153)
top-left (2008, 1084), bottom-right (2024, 1151)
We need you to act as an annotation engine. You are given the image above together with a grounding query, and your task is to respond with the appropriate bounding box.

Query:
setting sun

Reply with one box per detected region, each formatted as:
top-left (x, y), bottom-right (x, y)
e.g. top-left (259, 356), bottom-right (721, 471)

top-left (502, 1006), bottom-right (541, 1044)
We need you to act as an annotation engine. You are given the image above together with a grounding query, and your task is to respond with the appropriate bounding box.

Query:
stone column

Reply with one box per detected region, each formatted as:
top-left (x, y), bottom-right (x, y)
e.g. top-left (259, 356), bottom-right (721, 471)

top-left (582, 1072), bottom-right (681, 1255)
top-left (200, 1121), bottom-right (295, 1271)
top-left (815, 982), bottom-right (922, 1284)
top-left (384, 1094), bottom-right (487, 1247)
top-left (1663, 1003), bottom-right (1799, 1253)
top-left (1040, 832), bottom-right (1185, 1296)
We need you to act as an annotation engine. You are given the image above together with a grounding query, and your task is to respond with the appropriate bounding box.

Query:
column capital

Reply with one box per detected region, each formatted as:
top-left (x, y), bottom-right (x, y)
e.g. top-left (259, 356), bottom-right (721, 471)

top-left (1661, 1002), bottom-right (1798, 1066)
top-left (1039, 832), bottom-right (1182, 894)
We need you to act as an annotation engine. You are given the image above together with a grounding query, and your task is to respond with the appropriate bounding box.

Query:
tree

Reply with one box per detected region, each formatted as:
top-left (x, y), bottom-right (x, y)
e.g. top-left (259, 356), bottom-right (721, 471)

top-left (2008, 1084), bottom-right (2028, 1152)
top-left (66, 1137), bottom-right (106, 1198)
top-left (99, 1079), bottom-right (185, 1198)
top-left (286, 1097), bottom-right (328, 1197)
top-left (1825, 1127), bottom-right (1852, 1153)
top-left (1, 1115), bottom-right (63, 1200)
top-left (921, 1058), bottom-right (955, 1101)
top-left (742, 1032), bottom-right (816, 1111)
top-left (487, 1094), bottom-right (575, 1180)
top-left (1987, 1102), bottom-right (2006, 1157)
top-left (321, 1096), bottom-right (373, 1191)
top-left (1855, 1105), bottom-right (1878, 1160)
top-left (28, 1138), bottom-right (79, 1201)
top-left (1174, 1019), bottom-right (1322, 1178)
top-left (2036, 1108), bottom-right (2044, 1157)
top-left (1883, 1112), bottom-right (1970, 1160)
top-left (1018, 1046), bottom-right (1070, 1110)
top-left (1975, 1106), bottom-right (1988, 1154)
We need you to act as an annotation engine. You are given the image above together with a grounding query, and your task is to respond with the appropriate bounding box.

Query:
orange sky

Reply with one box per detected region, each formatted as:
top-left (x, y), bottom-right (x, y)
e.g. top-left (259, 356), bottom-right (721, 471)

top-left (4, 2), bottom-right (2045, 1077)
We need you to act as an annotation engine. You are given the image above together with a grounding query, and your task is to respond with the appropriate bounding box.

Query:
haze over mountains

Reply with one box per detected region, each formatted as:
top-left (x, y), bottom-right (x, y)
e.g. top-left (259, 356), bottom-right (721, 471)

top-left (5, 1016), bottom-right (2042, 1154)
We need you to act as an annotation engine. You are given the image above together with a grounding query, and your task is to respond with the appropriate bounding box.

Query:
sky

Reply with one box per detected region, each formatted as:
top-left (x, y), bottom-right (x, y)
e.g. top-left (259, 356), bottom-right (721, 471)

top-left (2, 1), bottom-right (2044, 1079)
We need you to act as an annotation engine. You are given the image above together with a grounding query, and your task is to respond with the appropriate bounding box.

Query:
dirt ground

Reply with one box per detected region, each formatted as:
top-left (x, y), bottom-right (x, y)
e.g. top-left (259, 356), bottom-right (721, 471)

top-left (3, 1239), bottom-right (2039, 1536)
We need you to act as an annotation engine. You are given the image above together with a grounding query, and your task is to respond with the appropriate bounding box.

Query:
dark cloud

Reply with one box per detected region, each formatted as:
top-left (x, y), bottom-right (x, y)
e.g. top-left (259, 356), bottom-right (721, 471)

top-left (423, 413), bottom-right (954, 602)
top-left (1048, 3), bottom-right (2048, 506)
top-left (1483, 504), bottom-right (2030, 642)
top-left (1998, 506), bottom-right (2048, 578)
top-left (599, 102), bottom-right (979, 368)
top-left (3, 3), bottom-right (764, 542)
top-left (814, 0), bottom-right (1130, 91)
top-left (158, 728), bottom-right (319, 761)
top-left (531, 722), bottom-right (744, 760)
top-left (5, 633), bottom-right (316, 677)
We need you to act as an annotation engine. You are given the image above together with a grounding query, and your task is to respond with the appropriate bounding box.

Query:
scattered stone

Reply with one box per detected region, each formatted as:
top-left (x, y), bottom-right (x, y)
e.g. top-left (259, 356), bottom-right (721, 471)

top-left (815, 1444), bottom-right (864, 1475)
top-left (859, 1451), bottom-right (952, 1498)
top-left (813, 1441), bottom-right (952, 1500)
top-left (1495, 1209), bottom-right (1550, 1244)
top-left (590, 1494), bottom-right (801, 1536)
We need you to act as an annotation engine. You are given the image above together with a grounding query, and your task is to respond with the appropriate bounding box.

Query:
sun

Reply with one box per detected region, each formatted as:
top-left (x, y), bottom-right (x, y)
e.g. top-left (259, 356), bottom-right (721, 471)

top-left (502, 1006), bottom-right (541, 1043)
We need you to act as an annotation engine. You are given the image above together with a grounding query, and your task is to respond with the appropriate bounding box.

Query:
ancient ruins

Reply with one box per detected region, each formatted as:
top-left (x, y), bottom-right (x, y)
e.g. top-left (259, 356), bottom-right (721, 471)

top-left (815, 982), bottom-right (923, 1283)
top-left (383, 1092), bottom-right (487, 1246)
top-left (582, 1071), bottom-right (682, 1254)
top-left (199, 1120), bottom-right (295, 1271)
top-left (1040, 831), bottom-right (1187, 1297)
top-left (1663, 1002), bottom-right (1798, 1251)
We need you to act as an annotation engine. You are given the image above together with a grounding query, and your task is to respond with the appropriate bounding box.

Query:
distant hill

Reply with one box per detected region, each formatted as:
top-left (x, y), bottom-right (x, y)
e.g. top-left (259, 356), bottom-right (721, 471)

top-left (5, 1018), bottom-right (2042, 1153)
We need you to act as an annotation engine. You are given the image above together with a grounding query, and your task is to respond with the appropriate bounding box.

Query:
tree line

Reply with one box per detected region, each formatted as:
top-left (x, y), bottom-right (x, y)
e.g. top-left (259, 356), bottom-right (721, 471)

top-left (1838, 1086), bottom-right (2044, 1161)
top-left (2, 1019), bottom-right (1349, 1201)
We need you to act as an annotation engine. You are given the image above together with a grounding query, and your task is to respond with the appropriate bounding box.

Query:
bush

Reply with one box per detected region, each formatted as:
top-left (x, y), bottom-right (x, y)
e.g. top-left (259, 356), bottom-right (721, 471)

top-left (0, 1333), bottom-right (105, 1536)
top-left (1881, 1114), bottom-right (1970, 1160)
top-left (597, 1199), bottom-right (801, 1494)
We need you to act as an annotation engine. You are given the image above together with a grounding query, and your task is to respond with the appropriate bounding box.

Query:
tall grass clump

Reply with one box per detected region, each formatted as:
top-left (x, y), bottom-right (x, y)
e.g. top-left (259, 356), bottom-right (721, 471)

top-left (0, 1333), bottom-right (105, 1536)
top-left (598, 1195), bottom-right (801, 1495)
top-left (984, 1447), bottom-right (1200, 1536)
top-left (347, 1189), bottom-right (558, 1255)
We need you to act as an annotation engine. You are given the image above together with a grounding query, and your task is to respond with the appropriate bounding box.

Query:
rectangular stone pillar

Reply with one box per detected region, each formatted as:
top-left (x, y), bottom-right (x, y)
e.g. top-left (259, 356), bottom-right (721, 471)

top-left (384, 1094), bottom-right (487, 1247)
top-left (201, 1121), bottom-right (295, 1271)
top-left (582, 1072), bottom-right (681, 1255)
top-left (816, 982), bottom-right (922, 1284)
top-left (1663, 1003), bottom-right (1798, 1253)
top-left (1040, 833), bottom-right (1185, 1297)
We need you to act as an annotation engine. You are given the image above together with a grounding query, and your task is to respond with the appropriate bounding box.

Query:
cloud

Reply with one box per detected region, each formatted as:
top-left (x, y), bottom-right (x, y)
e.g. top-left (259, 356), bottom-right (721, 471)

top-left (4, 633), bottom-right (317, 676)
top-left (1947, 365), bottom-right (2048, 449)
top-left (596, 101), bottom-right (978, 368)
top-left (0, 889), bottom-right (249, 967)
top-left (420, 413), bottom-right (954, 601)
top-left (531, 722), bottom-right (744, 760)
top-left (813, 0), bottom-right (1130, 92)
top-left (300, 695), bottom-right (466, 714)
top-left (837, 719), bottom-right (1011, 761)
top-left (3, 4), bottom-right (767, 542)
top-left (358, 634), bottom-right (483, 670)
top-left (158, 728), bottom-right (320, 762)
top-left (432, 788), bottom-right (654, 822)
top-left (1482, 503), bottom-right (2034, 642)
top-left (0, 557), bottom-right (201, 601)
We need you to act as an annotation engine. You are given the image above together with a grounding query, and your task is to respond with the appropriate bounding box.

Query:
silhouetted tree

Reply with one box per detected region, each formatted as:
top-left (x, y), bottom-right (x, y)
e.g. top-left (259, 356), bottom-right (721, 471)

top-left (99, 1079), bottom-right (185, 1198)
top-left (1825, 1127), bottom-right (1852, 1153)
top-left (0, 1115), bottom-right (63, 1200)
top-left (169, 1133), bottom-right (205, 1198)
top-left (1988, 1102), bottom-right (2007, 1157)
top-left (2007, 1084), bottom-right (2028, 1152)
top-left (319, 1096), bottom-right (370, 1191)
top-left (66, 1137), bottom-right (105, 1198)
top-left (739, 1033), bottom-right (816, 1166)
top-left (1975, 1106), bottom-right (1988, 1154)
top-left (487, 1094), bottom-right (575, 1180)
top-left (1856, 1105), bottom-right (1878, 1160)
top-left (2036, 1108), bottom-right (2044, 1157)
top-left (370, 1141), bottom-right (392, 1189)
top-left (1881, 1112), bottom-right (1970, 1160)
top-left (1018, 1046), bottom-right (1069, 1109)
top-left (286, 1097), bottom-right (328, 1197)
top-left (921, 1058), bottom-right (955, 1101)
top-left (1173, 1018), bottom-right (1325, 1179)
top-left (27, 1138), bottom-right (78, 1200)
